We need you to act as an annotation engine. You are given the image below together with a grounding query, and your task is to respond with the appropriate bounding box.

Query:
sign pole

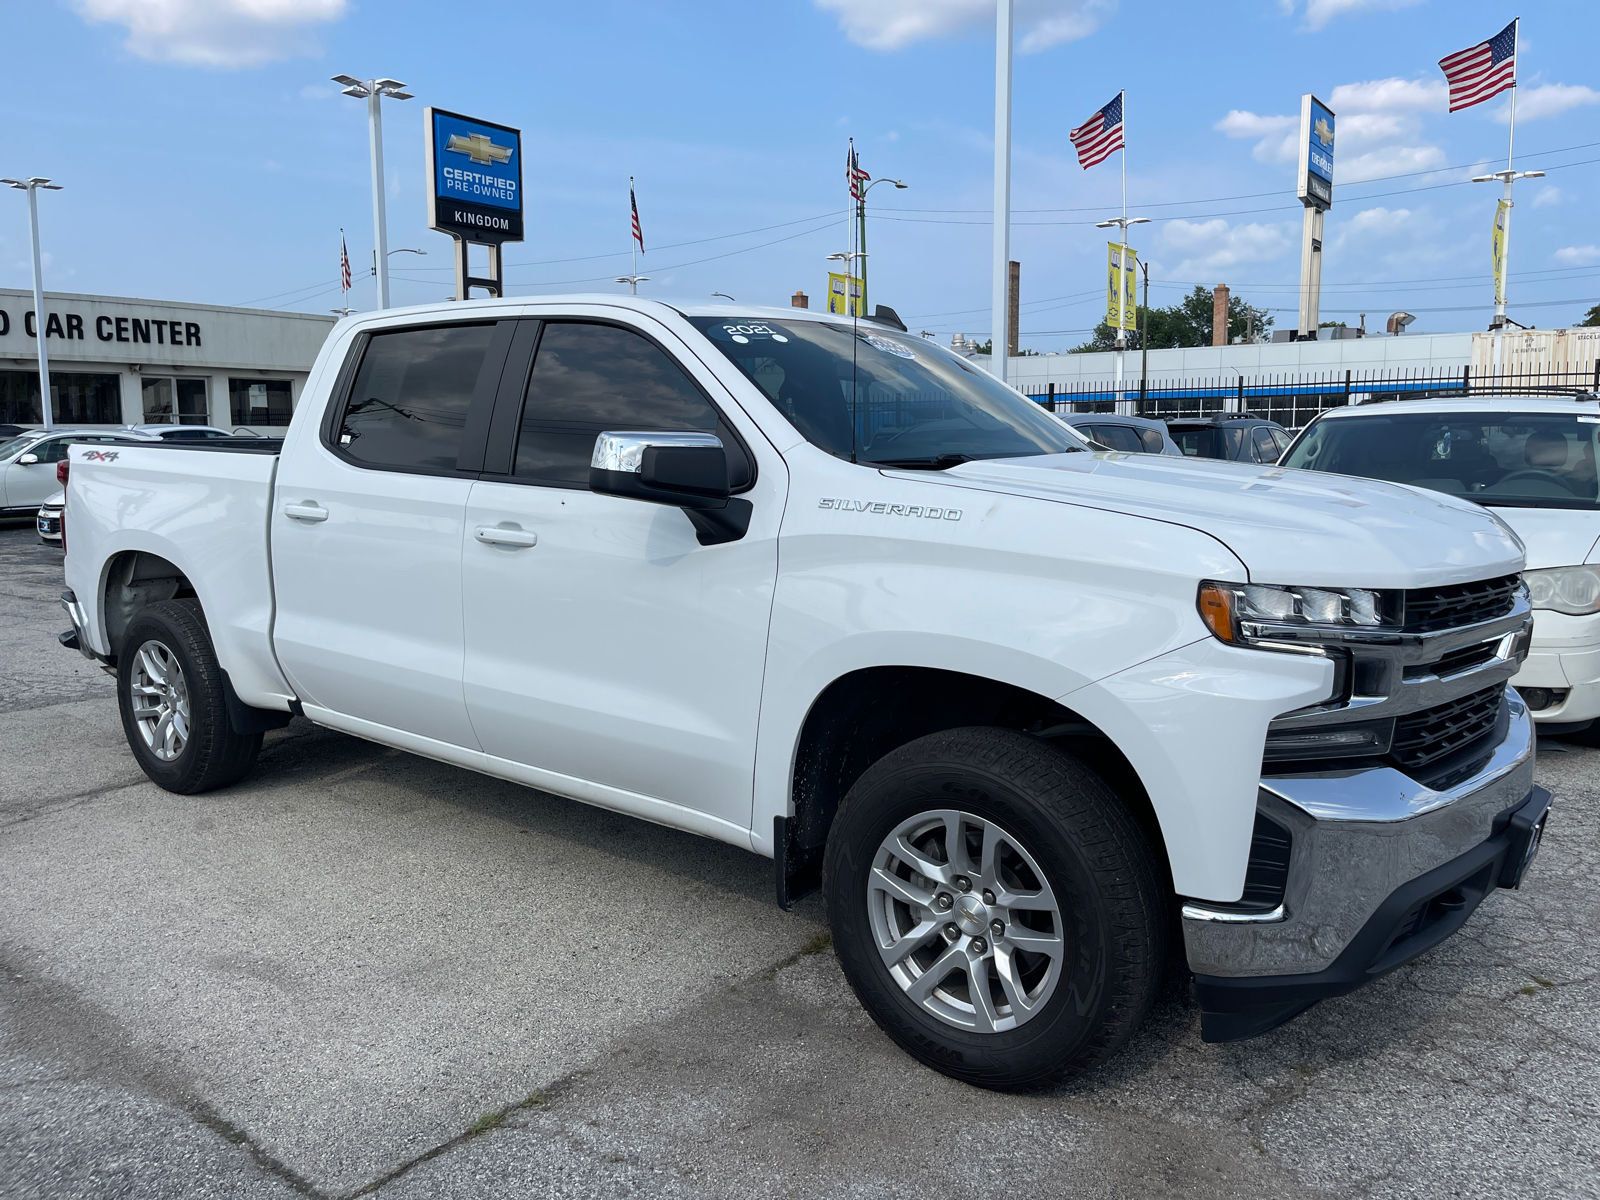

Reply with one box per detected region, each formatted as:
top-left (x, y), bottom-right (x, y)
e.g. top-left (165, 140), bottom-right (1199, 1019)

top-left (991, 0), bottom-right (1013, 382)
top-left (368, 88), bottom-right (392, 310)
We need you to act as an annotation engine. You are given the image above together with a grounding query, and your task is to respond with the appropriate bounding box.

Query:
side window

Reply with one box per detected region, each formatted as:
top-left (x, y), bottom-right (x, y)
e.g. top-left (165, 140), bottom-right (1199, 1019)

top-left (33, 439), bottom-right (70, 463)
top-left (1271, 428), bottom-right (1292, 456)
top-left (514, 322), bottom-right (749, 489)
top-left (337, 323), bottom-right (497, 471)
top-left (1139, 428), bottom-right (1165, 454)
top-left (1253, 427), bottom-right (1281, 463)
top-left (1224, 426), bottom-right (1247, 459)
top-left (1094, 424), bottom-right (1144, 453)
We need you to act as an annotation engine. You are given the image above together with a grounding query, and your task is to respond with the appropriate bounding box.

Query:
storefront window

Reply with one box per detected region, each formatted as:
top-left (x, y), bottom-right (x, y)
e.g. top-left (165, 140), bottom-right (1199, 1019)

top-left (0, 370), bottom-right (122, 424)
top-left (228, 378), bottom-right (293, 426)
top-left (142, 377), bottom-right (209, 425)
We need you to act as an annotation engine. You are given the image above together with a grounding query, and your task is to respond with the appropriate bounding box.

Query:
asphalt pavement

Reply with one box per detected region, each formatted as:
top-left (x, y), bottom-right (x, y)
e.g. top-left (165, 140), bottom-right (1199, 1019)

top-left (1, 520), bottom-right (1596, 1199)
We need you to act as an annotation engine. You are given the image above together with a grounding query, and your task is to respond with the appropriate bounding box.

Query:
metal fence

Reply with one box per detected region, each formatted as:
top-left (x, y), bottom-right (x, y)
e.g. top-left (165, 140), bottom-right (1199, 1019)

top-left (1027, 365), bottom-right (1600, 430)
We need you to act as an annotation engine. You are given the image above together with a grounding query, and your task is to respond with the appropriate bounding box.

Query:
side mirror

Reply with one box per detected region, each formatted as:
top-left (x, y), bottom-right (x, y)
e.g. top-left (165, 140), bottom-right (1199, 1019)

top-left (17, 453), bottom-right (39, 465)
top-left (589, 431), bottom-right (752, 546)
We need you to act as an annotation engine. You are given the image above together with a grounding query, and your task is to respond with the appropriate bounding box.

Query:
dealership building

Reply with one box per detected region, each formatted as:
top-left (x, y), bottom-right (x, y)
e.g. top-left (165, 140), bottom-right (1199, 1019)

top-left (0, 289), bottom-right (336, 432)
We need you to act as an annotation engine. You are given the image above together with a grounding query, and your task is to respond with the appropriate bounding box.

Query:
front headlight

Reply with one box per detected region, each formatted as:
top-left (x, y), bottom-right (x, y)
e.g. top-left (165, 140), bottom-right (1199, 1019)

top-left (1198, 580), bottom-right (1397, 648)
top-left (1524, 566), bottom-right (1600, 616)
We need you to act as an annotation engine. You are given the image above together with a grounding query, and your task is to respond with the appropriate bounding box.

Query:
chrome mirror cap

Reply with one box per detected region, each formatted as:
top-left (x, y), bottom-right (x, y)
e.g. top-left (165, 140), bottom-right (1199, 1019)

top-left (591, 431), bottom-right (723, 474)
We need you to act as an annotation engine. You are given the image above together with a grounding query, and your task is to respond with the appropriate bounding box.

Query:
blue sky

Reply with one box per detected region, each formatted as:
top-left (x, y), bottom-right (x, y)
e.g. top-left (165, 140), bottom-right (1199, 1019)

top-left (0, 0), bottom-right (1596, 351)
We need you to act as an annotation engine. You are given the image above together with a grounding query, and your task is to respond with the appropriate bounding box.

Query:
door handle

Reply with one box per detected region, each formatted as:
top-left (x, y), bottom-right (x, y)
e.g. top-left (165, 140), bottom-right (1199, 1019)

top-left (283, 502), bottom-right (329, 523)
top-left (474, 525), bottom-right (538, 548)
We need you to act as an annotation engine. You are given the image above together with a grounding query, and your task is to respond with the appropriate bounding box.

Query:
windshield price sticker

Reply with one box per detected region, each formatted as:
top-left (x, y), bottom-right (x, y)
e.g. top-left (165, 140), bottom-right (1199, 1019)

top-left (714, 323), bottom-right (789, 345)
top-left (861, 333), bottom-right (916, 360)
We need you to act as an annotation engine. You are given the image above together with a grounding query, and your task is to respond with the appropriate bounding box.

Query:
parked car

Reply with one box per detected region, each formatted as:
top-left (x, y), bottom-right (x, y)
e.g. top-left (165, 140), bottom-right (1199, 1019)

top-left (0, 427), bottom-right (154, 517)
top-left (1168, 415), bottom-right (1292, 463)
top-left (124, 424), bottom-right (249, 441)
top-left (36, 488), bottom-right (64, 545)
top-left (60, 297), bottom-right (1546, 1089)
top-left (1282, 395), bottom-right (1600, 731)
top-left (1052, 411), bottom-right (1182, 456)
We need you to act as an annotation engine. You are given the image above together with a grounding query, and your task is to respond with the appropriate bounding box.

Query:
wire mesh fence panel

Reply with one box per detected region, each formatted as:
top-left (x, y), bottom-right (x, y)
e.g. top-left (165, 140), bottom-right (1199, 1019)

top-left (1027, 365), bottom-right (1599, 429)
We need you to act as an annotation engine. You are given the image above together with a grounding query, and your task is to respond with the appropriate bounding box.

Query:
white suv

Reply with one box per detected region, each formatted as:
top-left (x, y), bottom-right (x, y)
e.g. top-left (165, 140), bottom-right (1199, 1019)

top-left (1283, 395), bottom-right (1600, 730)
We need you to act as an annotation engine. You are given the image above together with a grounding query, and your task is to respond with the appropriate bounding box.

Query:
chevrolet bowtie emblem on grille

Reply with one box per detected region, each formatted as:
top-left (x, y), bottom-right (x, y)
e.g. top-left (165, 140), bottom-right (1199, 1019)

top-left (1313, 116), bottom-right (1334, 148)
top-left (445, 133), bottom-right (513, 166)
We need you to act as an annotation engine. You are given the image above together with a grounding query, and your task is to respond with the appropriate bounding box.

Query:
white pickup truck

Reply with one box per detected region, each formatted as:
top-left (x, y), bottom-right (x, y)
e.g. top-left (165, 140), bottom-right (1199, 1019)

top-left (59, 297), bottom-right (1550, 1089)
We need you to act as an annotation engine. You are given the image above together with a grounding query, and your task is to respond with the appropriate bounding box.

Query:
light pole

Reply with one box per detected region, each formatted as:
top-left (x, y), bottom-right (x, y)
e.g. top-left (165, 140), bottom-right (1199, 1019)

top-left (826, 251), bottom-right (866, 316)
top-left (1472, 165), bottom-right (1545, 375)
top-left (992, 0), bottom-right (1013, 383)
top-left (856, 176), bottom-right (907, 315)
top-left (1138, 256), bottom-right (1150, 412)
top-left (1, 177), bottom-right (63, 430)
top-left (1096, 215), bottom-right (1149, 416)
top-left (333, 75), bottom-right (414, 309)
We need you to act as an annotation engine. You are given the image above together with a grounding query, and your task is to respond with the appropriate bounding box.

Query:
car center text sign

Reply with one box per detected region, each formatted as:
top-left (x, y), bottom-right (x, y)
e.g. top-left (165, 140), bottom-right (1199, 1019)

top-left (426, 108), bottom-right (524, 244)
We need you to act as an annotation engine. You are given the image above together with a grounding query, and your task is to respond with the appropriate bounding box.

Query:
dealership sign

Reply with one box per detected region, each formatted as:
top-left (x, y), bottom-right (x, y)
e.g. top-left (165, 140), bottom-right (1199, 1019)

top-left (425, 108), bottom-right (524, 244)
top-left (1296, 94), bottom-right (1335, 211)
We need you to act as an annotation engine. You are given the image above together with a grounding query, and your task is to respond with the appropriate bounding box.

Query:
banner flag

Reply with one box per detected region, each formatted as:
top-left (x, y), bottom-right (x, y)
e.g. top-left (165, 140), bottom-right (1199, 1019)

top-left (1491, 199), bottom-right (1509, 305)
top-left (1107, 244), bottom-right (1138, 331)
top-left (827, 271), bottom-right (863, 317)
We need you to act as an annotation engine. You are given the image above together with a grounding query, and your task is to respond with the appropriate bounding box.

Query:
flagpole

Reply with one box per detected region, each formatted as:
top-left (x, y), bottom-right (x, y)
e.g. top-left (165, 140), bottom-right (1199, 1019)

top-left (1117, 91), bottom-right (1127, 415)
top-left (1494, 20), bottom-right (1518, 372)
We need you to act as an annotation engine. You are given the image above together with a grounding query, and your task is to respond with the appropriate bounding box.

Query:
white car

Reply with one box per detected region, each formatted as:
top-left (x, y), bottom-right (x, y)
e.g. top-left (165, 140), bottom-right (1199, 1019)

top-left (37, 487), bottom-right (64, 545)
top-left (0, 427), bottom-right (157, 518)
top-left (1282, 396), bottom-right (1600, 731)
top-left (58, 297), bottom-right (1548, 1087)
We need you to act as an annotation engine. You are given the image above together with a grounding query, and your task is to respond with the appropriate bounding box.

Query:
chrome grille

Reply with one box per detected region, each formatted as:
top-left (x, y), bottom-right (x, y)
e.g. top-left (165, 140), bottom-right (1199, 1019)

top-left (1402, 574), bottom-right (1519, 633)
top-left (1390, 683), bottom-right (1505, 770)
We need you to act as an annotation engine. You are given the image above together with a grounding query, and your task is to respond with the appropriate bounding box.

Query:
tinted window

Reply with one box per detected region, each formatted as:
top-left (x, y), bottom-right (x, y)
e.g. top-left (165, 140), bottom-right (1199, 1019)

top-left (690, 317), bottom-right (1081, 466)
top-left (515, 322), bottom-right (742, 489)
top-left (1271, 428), bottom-right (1292, 456)
top-left (1139, 428), bottom-right (1165, 453)
top-left (1224, 426), bottom-right (1247, 459)
top-left (1172, 427), bottom-right (1222, 458)
top-left (1283, 411), bottom-right (1600, 510)
top-left (1253, 427), bottom-right (1280, 463)
top-left (339, 324), bottom-right (496, 471)
top-left (1092, 424), bottom-right (1144, 453)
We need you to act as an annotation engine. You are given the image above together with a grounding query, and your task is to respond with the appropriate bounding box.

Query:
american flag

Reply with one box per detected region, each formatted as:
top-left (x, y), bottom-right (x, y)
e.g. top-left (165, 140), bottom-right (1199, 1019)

top-left (339, 230), bottom-right (351, 294)
top-left (847, 139), bottom-right (870, 201)
top-left (1070, 91), bottom-right (1125, 170)
top-left (1438, 19), bottom-right (1518, 113)
top-left (630, 179), bottom-right (644, 253)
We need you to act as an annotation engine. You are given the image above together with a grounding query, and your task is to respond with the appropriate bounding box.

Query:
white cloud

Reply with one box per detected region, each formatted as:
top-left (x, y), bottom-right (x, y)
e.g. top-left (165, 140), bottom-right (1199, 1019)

top-left (1214, 110), bottom-right (1298, 164)
top-left (1335, 143), bottom-right (1445, 183)
top-left (1162, 218), bottom-right (1294, 278)
top-left (73, 0), bottom-right (348, 68)
top-left (1285, 0), bottom-right (1421, 31)
top-left (1327, 77), bottom-right (1446, 113)
top-left (1532, 186), bottom-right (1564, 208)
top-left (1554, 246), bottom-right (1600, 266)
top-left (1495, 83), bottom-right (1600, 123)
top-left (815, 0), bottom-right (1115, 52)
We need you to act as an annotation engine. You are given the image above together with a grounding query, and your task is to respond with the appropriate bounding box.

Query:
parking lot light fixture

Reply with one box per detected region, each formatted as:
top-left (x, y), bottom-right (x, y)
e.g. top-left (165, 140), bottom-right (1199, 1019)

top-left (1, 176), bottom-right (64, 430)
top-left (333, 75), bottom-right (414, 309)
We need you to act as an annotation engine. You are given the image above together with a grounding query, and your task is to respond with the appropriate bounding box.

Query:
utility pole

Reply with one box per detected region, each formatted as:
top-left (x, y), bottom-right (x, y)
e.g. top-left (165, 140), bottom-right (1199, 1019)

top-left (991, 0), bottom-right (1013, 383)
top-left (333, 75), bottom-right (414, 309)
top-left (1139, 257), bottom-right (1149, 411)
top-left (1, 177), bottom-right (63, 430)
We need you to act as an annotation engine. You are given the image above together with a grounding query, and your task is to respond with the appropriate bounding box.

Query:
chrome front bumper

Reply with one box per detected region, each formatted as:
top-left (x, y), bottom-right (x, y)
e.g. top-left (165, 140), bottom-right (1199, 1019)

top-left (1184, 692), bottom-right (1537, 982)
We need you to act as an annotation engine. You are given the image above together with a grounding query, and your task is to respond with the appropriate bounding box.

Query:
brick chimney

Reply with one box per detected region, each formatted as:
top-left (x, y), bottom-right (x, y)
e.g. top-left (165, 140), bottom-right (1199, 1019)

top-left (1212, 284), bottom-right (1230, 347)
top-left (791, 290), bottom-right (809, 309)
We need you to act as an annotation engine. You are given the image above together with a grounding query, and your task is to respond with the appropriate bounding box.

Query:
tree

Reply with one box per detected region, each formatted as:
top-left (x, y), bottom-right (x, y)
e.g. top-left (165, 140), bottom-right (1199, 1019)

top-left (1069, 286), bottom-right (1273, 353)
top-left (1580, 303), bottom-right (1600, 327)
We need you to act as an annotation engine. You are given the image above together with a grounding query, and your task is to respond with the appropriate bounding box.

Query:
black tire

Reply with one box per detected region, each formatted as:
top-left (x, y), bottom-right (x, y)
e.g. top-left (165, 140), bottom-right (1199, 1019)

top-left (116, 599), bottom-right (262, 794)
top-left (823, 726), bottom-right (1167, 1090)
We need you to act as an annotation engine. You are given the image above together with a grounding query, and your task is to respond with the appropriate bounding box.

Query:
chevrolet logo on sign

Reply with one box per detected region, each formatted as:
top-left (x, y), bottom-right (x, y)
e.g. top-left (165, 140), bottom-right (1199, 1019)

top-left (446, 133), bottom-right (514, 166)
top-left (1313, 116), bottom-right (1334, 148)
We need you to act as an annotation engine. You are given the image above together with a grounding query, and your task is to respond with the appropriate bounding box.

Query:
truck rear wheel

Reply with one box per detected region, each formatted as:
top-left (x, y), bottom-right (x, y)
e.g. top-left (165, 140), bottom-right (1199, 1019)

top-left (117, 599), bottom-right (262, 794)
top-left (823, 726), bottom-right (1166, 1090)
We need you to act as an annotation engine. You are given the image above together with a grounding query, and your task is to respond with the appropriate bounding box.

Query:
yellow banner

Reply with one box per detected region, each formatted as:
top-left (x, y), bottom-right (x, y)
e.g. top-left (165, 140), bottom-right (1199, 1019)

top-left (1106, 243), bottom-right (1138, 331)
top-left (1491, 199), bottom-right (1509, 305)
top-left (826, 271), bottom-right (863, 317)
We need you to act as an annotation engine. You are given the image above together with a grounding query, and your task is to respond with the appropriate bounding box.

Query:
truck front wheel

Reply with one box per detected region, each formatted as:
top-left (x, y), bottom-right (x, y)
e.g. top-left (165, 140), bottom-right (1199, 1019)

top-left (823, 726), bottom-right (1167, 1090)
top-left (117, 599), bottom-right (262, 794)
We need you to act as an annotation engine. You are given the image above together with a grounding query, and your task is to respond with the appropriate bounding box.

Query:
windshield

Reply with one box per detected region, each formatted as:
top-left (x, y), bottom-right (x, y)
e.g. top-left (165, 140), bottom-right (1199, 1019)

top-left (1283, 410), bottom-right (1600, 510)
top-left (0, 435), bottom-right (35, 461)
top-left (689, 317), bottom-right (1084, 466)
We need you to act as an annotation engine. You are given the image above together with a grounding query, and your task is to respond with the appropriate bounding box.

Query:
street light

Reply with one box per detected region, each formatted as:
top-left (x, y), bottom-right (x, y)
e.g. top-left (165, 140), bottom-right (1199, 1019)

top-left (1, 177), bottom-right (64, 430)
top-left (1471, 167), bottom-right (1544, 343)
top-left (855, 176), bottom-right (907, 316)
top-left (333, 75), bottom-right (414, 310)
top-left (1095, 216), bottom-right (1150, 415)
